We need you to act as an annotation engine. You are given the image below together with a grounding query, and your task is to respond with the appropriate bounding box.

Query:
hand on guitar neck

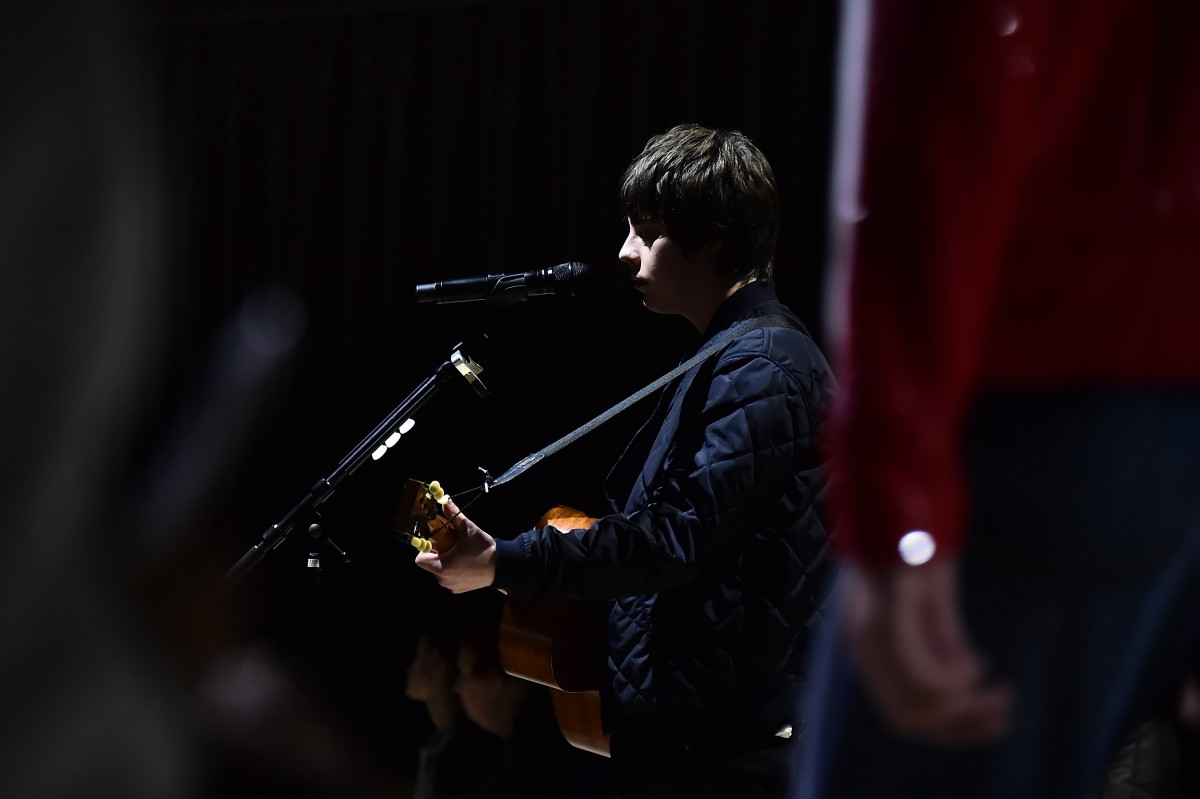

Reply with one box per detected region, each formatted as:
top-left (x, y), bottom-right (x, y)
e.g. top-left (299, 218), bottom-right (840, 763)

top-left (412, 492), bottom-right (499, 594)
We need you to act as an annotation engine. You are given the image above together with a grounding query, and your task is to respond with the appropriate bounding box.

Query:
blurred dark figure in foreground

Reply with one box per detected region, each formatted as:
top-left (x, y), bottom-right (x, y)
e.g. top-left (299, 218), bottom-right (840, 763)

top-left (797, 2), bottom-right (1200, 798)
top-left (0, 4), bottom-right (198, 796)
top-left (0, 4), bottom-right (400, 797)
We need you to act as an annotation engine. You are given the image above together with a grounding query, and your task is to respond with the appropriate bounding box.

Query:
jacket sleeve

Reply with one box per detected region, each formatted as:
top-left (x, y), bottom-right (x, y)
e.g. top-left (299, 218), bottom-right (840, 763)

top-left (494, 341), bottom-right (815, 599)
top-left (828, 0), bottom-right (1035, 566)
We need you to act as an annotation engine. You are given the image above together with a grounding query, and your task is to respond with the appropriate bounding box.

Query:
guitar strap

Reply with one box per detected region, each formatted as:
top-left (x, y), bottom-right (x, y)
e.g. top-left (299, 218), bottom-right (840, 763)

top-left (485, 312), bottom-right (803, 490)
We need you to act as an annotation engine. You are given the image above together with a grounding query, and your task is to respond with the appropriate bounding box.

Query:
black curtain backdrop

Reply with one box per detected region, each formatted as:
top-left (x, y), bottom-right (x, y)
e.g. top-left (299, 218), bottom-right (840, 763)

top-left (130, 0), bottom-right (838, 784)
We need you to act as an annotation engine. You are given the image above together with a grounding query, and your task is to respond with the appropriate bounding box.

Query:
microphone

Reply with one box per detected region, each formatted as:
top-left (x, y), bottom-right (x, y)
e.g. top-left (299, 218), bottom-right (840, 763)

top-left (415, 262), bottom-right (591, 305)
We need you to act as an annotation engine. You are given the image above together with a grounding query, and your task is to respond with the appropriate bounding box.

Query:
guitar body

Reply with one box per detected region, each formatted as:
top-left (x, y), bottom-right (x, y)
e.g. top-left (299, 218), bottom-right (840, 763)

top-left (499, 507), bottom-right (610, 757)
top-left (397, 483), bottom-right (610, 757)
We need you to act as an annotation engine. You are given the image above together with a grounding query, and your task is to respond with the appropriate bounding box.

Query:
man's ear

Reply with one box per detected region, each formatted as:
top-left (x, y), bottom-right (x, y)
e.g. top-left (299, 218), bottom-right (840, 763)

top-left (696, 237), bottom-right (725, 275)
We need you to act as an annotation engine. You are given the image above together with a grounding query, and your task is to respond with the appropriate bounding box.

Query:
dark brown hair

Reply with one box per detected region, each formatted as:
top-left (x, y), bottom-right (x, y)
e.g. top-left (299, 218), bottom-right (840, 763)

top-left (620, 124), bottom-right (779, 282)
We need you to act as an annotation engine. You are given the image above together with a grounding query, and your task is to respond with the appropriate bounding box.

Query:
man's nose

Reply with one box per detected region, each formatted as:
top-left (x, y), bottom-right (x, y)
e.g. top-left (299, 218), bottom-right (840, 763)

top-left (618, 233), bottom-right (637, 264)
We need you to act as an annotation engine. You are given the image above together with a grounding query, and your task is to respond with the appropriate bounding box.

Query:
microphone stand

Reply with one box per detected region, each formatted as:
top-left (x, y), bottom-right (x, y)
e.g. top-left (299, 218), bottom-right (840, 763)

top-left (223, 343), bottom-right (488, 587)
top-left (301, 518), bottom-right (343, 667)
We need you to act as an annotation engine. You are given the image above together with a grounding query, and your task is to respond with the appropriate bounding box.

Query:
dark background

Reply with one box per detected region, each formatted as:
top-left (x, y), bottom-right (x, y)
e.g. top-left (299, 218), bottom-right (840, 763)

top-left (15, 0), bottom-right (840, 790)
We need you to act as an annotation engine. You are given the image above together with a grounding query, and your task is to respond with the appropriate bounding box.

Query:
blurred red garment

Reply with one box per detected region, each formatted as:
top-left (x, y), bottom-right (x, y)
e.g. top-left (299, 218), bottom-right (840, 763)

top-left (828, 0), bottom-right (1200, 566)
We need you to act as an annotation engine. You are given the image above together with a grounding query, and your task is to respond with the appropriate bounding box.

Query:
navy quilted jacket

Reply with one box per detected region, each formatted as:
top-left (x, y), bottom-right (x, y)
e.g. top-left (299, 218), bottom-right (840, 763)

top-left (493, 281), bottom-right (835, 741)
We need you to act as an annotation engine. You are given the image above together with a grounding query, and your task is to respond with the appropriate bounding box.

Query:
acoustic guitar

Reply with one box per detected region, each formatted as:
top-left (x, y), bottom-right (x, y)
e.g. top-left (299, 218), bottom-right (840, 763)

top-left (396, 478), bottom-right (611, 757)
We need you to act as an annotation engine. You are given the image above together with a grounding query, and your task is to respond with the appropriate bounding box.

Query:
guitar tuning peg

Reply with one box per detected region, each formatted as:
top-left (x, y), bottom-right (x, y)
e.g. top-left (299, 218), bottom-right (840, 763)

top-left (426, 480), bottom-right (449, 505)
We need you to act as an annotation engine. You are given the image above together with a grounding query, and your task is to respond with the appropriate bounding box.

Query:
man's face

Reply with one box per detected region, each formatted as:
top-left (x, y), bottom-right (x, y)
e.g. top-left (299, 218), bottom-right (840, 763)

top-left (619, 218), bottom-right (708, 320)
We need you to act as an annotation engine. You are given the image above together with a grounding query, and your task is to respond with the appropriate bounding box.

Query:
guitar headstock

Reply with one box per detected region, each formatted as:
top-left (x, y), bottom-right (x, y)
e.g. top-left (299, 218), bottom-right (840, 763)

top-left (395, 478), bottom-right (456, 553)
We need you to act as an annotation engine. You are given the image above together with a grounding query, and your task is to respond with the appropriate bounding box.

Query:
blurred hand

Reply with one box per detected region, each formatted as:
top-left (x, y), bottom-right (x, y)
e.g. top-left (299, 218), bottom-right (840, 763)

top-left (414, 496), bottom-right (497, 593)
top-left (839, 557), bottom-right (1013, 745)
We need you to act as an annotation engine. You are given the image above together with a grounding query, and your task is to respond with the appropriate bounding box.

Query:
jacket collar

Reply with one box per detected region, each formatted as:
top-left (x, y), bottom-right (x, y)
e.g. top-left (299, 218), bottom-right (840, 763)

top-left (702, 280), bottom-right (780, 341)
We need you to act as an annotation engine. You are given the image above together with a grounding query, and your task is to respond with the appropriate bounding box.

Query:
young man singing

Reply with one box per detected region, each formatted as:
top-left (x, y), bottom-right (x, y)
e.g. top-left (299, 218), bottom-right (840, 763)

top-left (416, 124), bottom-right (835, 799)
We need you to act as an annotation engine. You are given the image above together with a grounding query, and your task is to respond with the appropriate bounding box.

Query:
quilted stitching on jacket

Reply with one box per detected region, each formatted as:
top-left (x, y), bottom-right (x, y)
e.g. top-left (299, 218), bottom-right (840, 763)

top-left (603, 319), bottom-right (835, 731)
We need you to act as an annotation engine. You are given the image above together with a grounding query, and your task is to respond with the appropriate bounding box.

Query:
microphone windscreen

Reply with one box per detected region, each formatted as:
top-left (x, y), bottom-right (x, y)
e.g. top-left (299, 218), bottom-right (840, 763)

top-left (552, 261), bottom-right (591, 295)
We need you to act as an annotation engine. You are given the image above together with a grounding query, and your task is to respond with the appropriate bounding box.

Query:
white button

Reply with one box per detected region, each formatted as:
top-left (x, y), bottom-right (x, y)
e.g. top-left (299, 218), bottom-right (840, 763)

top-left (898, 530), bottom-right (936, 566)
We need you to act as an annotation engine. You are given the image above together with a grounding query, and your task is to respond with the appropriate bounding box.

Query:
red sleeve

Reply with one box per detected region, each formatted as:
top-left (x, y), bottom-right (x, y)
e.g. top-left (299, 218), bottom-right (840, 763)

top-left (828, 0), bottom-right (1041, 566)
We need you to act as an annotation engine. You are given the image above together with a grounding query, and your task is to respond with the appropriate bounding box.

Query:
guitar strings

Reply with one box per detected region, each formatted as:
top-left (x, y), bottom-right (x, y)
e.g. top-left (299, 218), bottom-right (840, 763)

top-left (437, 482), bottom-right (487, 528)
